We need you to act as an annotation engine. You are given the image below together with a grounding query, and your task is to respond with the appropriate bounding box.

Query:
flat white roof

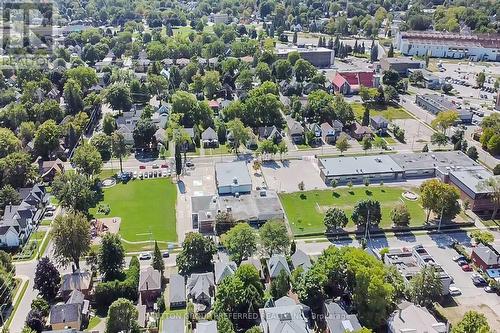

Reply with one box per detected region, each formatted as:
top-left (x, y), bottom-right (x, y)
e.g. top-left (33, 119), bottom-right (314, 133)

top-left (319, 155), bottom-right (403, 177)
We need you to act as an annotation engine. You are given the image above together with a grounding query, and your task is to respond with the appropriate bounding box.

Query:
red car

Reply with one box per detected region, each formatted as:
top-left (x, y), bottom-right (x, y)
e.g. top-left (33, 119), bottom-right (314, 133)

top-left (161, 164), bottom-right (169, 168)
top-left (461, 264), bottom-right (472, 272)
top-left (139, 165), bottom-right (146, 170)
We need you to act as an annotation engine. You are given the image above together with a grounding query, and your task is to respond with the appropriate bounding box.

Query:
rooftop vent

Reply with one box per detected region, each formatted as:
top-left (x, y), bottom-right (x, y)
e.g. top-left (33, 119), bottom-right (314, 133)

top-left (233, 177), bottom-right (238, 184)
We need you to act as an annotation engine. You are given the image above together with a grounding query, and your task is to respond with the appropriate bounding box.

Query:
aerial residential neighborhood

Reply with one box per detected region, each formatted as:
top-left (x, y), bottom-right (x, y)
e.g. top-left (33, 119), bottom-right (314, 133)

top-left (0, 0), bottom-right (499, 333)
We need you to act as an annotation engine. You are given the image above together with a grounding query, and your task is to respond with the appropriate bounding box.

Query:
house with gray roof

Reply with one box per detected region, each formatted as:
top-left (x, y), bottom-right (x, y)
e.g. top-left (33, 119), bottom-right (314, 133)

top-left (286, 117), bottom-right (304, 144)
top-left (370, 116), bottom-right (389, 135)
top-left (187, 272), bottom-right (215, 311)
top-left (258, 126), bottom-right (283, 143)
top-left (49, 303), bottom-right (82, 331)
top-left (259, 302), bottom-right (311, 333)
top-left (388, 301), bottom-right (447, 333)
top-left (323, 300), bottom-right (361, 333)
top-left (60, 270), bottom-right (93, 299)
top-left (471, 244), bottom-right (499, 270)
top-left (268, 255), bottom-right (291, 279)
top-left (320, 122), bottom-right (336, 144)
top-left (215, 161), bottom-right (252, 195)
top-left (215, 261), bottom-right (237, 285)
top-left (49, 289), bottom-right (89, 331)
top-left (139, 266), bottom-right (162, 308)
top-left (1, 185), bottom-right (47, 246)
top-left (169, 273), bottom-right (186, 309)
top-left (291, 249), bottom-right (312, 272)
top-left (202, 127), bottom-right (219, 148)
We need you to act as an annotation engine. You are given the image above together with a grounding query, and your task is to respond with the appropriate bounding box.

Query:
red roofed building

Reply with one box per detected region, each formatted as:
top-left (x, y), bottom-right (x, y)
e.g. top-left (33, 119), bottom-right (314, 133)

top-left (332, 71), bottom-right (377, 95)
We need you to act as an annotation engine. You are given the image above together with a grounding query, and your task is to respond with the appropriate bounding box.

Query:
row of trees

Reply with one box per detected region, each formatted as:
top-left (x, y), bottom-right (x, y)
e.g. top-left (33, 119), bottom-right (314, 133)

top-left (323, 201), bottom-right (412, 232)
top-left (176, 220), bottom-right (290, 275)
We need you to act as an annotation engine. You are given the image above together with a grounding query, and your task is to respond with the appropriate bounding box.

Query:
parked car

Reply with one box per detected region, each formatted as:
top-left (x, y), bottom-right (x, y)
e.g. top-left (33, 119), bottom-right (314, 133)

top-left (457, 259), bottom-right (468, 266)
top-left (46, 205), bottom-right (56, 212)
top-left (133, 171), bottom-right (137, 179)
top-left (161, 164), bottom-right (169, 168)
top-left (472, 276), bottom-right (487, 286)
top-left (484, 286), bottom-right (495, 293)
top-left (449, 286), bottom-right (462, 296)
top-left (461, 264), bottom-right (472, 272)
top-left (149, 171), bottom-right (153, 178)
top-left (453, 255), bottom-right (466, 262)
top-left (162, 251), bottom-right (170, 258)
top-left (139, 165), bottom-right (146, 170)
top-left (44, 211), bottom-right (54, 218)
top-left (152, 164), bottom-right (159, 169)
top-left (186, 161), bottom-right (194, 167)
top-left (139, 252), bottom-right (151, 260)
top-left (144, 172), bottom-right (149, 179)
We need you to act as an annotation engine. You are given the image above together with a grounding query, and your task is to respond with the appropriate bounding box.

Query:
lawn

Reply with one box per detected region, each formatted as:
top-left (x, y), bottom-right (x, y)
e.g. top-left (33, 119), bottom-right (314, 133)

top-left (280, 186), bottom-right (426, 235)
top-left (90, 178), bottom-right (177, 243)
top-left (205, 144), bottom-right (232, 156)
top-left (351, 102), bottom-right (413, 121)
top-left (86, 316), bottom-right (104, 331)
top-left (5, 279), bottom-right (28, 329)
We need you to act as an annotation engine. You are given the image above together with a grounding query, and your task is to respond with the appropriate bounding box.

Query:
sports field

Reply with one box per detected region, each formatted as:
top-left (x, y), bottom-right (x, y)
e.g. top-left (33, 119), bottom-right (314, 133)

top-left (279, 186), bottom-right (426, 235)
top-left (91, 178), bottom-right (177, 243)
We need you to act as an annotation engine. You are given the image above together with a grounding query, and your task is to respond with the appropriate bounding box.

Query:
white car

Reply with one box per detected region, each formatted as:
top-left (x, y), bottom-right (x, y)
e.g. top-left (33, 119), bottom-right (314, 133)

top-left (139, 252), bottom-right (151, 260)
top-left (449, 286), bottom-right (462, 296)
top-left (133, 171), bottom-right (138, 179)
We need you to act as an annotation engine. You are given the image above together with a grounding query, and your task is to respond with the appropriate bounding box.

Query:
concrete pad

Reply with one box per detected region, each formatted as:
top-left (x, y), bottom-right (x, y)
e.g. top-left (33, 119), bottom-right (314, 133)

top-left (261, 159), bottom-right (327, 193)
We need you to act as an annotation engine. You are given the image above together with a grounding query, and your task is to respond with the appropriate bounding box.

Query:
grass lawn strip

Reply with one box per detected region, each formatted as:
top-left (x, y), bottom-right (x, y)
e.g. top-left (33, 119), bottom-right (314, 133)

top-left (280, 186), bottom-right (426, 235)
top-left (351, 102), bottom-right (413, 121)
top-left (6, 279), bottom-right (28, 329)
top-left (90, 178), bottom-right (177, 243)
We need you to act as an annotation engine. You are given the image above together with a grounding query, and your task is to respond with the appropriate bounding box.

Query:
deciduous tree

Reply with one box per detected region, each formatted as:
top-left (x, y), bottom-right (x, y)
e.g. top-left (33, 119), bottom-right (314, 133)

top-left (176, 232), bottom-right (216, 275)
top-left (222, 223), bottom-right (258, 264)
top-left (408, 266), bottom-right (442, 306)
top-left (52, 172), bottom-right (97, 212)
top-left (452, 310), bottom-right (490, 333)
top-left (105, 298), bottom-right (140, 333)
top-left (51, 211), bottom-right (91, 269)
top-left (99, 233), bottom-right (125, 281)
top-left (324, 208), bottom-right (348, 232)
top-left (34, 257), bottom-right (61, 301)
top-left (259, 220), bottom-right (290, 256)
top-left (72, 142), bottom-right (103, 177)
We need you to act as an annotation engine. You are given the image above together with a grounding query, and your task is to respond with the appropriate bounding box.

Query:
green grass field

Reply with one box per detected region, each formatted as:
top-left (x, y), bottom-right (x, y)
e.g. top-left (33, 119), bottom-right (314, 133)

top-left (280, 186), bottom-right (426, 235)
top-left (91, 178), bottom-right (177, 243)
top-left (205, 144), bottom-right (232, 156)
top-left (351, 103), bottom-right (413, 121)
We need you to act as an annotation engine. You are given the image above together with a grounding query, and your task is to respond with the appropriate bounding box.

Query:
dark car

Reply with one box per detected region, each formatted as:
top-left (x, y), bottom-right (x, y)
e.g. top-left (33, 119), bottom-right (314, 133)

top-left (472, 277), bottom-right (487, 286)
top-left (162, 251), bottom-right (170, 258)
top-left (186, 161), bottom-right (194, 167)
top-left (457, 259), bottom-right (468, 266)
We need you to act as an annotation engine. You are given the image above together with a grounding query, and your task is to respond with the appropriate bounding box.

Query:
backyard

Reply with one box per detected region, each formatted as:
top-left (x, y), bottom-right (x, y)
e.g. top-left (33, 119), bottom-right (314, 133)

top-left (280, 186), bottom-right (427, 235)
top-left (351, 102), bottom-right (413, 121)
top-left (90, 178), bottom-right (177, 247)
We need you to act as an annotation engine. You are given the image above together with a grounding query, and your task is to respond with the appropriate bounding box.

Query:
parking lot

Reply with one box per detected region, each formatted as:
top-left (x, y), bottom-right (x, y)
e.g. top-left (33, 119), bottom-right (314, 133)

top-left (261, 158), bottom-right (327, 193)
top-left (425, 245), bottom-right (500, 327)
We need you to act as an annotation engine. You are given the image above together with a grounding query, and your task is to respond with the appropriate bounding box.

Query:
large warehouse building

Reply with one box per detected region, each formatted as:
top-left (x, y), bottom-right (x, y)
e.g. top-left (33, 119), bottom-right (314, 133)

top-left (395, 31), bottom-right (500, 62)
top-left (318, 151), bottom-right (498, 218)
top-left (415, 94), bottom-right (473, 124)
top-left (276, 46), bottom-right (334, 68)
